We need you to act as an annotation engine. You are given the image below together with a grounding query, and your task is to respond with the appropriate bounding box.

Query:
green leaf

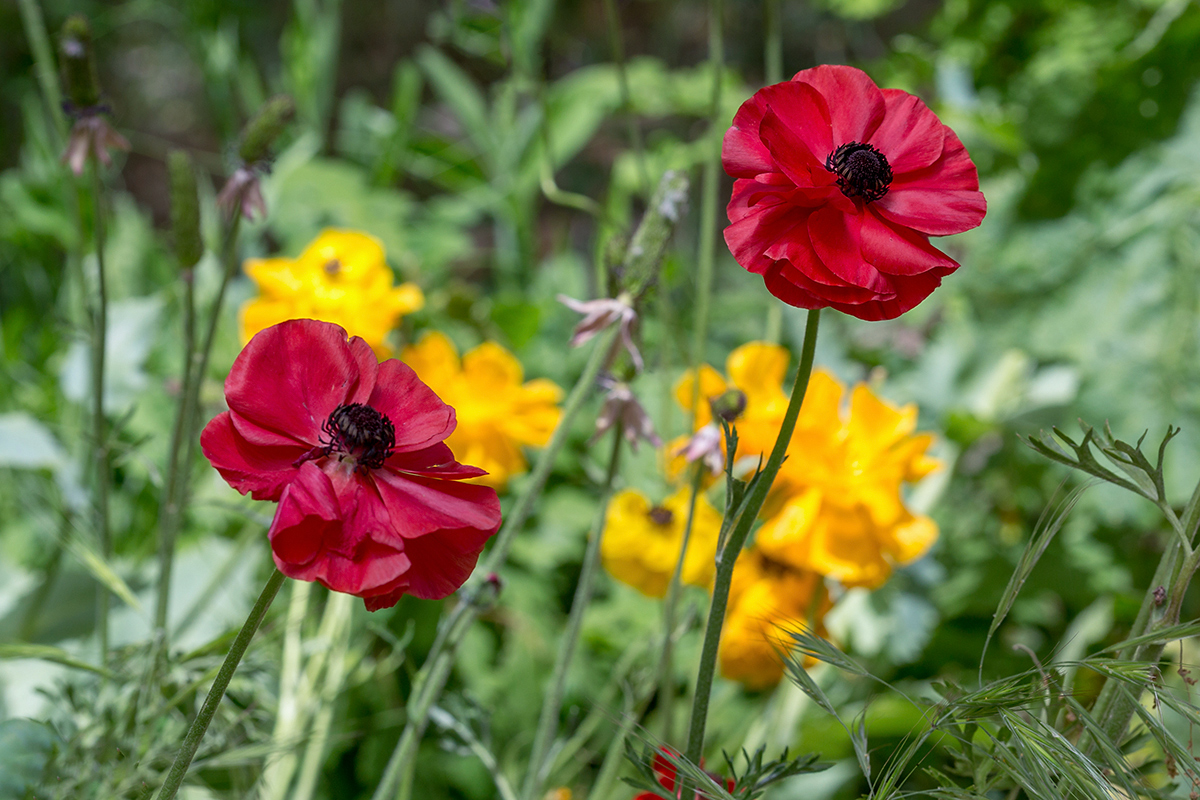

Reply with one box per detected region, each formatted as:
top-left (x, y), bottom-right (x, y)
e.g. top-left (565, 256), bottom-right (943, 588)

top-left (0, 643), bottom-right (111, 676)
top-left (416, 45), bottom-right (493, 157)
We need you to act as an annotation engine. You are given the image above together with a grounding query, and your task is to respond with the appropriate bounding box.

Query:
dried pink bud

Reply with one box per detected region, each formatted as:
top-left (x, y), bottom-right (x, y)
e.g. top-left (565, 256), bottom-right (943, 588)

top-left (61, 114), bottom-right (130, 176)
top-left (591, 381), bottom-right (661, 452)
top-left (558, 293), bottom-right (643, 373)
top-left (216, 166), bottom-right (267, 221)
top-left (676, 423), bottom-right (724, 475)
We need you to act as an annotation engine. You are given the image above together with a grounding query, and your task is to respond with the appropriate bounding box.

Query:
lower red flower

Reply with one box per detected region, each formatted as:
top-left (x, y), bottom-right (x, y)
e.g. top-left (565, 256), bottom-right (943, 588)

top-left (200, 319), bottom-right (502, 610)
top-left (633, 748), bottom-right (735, 800)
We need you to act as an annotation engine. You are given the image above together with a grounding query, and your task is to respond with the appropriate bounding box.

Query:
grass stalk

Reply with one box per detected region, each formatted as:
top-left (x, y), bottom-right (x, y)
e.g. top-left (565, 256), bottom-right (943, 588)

top-left (89, 162), bottom-right (111, 665)
top-left (521, 420), bottom-right (626, 800)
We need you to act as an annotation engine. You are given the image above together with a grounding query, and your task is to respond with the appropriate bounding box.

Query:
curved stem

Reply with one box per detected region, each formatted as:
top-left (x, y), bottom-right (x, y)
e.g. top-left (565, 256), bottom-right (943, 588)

top-left (521, 419), bottom-right (625, 800)
top-left (372, 324), bottom-right (622, 800)
top-left (682, 309), bottom-right (820, 776)
top-left (155, 568), bottom-right (287, 800)
top-left (89, 162), bottom-right (111, 665)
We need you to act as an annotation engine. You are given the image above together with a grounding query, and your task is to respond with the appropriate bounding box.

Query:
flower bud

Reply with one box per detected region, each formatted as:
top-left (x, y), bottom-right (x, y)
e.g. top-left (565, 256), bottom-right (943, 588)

top-left (168, 150), bottom-right (203, 269)
top-left (237, 95), bottom-right (295, 165)
top-left (60, 15), bottom-right (101, 110)
top-left (618, 170), bottom-right (689, 298)
top-left (710, 389), bottom-right (747, 422)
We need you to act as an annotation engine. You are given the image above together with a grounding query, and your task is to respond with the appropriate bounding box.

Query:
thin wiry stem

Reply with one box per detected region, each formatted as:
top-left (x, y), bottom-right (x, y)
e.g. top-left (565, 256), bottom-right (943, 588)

top-left (603, 0), bottom-right (649, 194)
top-left (16, 0), bottom-right (67, 141)
top-left (521, 419), bottom-right (625, 800)
top-left (89, 161), bottom-right (111, 665)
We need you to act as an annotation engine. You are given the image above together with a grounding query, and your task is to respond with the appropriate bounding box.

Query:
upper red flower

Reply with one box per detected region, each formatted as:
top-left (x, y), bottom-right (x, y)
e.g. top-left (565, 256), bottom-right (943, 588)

top-left (200, 319), bottom-right (502, 610)
top-left (723, 64), bottom-right (986, 320)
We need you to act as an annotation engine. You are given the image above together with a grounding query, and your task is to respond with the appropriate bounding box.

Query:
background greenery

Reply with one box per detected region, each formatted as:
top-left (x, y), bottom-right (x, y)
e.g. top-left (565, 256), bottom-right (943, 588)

top-left (3, 0), bottom-right (1200, 797)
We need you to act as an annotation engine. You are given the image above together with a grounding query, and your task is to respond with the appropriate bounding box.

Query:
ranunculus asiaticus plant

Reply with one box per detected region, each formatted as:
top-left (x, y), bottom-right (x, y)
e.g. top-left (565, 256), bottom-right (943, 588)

top-left (401, 331), bottom-right (563, 491)
top-left (632, 747), bottom-right (735, 800)
top-left (239, 229), bottom-right (424, 359)
top-left (200, 319), bottom-right (501, 610)
top-left (719, 548), bottom-right (831, 690)
top-left (723, 64), bottom-right (986, 320)
top-left (600, 488), bottom-right (722, 597)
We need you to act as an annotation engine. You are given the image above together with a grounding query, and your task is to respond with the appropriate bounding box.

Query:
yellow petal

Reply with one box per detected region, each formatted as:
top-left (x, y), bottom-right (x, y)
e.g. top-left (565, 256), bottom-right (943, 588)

top-left (403, 331), bottom-right (462, 396)
top-left (755, 488), bottom-right (822, 572)
top-left (299, 229), bottom-right (388, 284)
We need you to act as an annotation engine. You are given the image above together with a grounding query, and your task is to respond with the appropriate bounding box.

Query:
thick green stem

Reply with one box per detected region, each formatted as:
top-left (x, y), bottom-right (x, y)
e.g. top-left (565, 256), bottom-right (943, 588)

top-left (657, 463), bottom-right (706, 743)
top-left (522, 421), bottom-right (625, 800)
top-left (155, 568), bottom-right (286, 800)
top-left (372, 324), bottom-right (622, 800)
top-left (89, 162), bottom-right (111, 664)
top-left (682, 309), bottom-right (820, 775)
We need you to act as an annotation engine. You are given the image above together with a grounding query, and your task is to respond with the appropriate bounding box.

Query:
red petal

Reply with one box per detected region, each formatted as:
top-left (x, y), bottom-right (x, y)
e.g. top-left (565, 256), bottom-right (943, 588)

top-left (723, 101), bottom-right (775, 178)
top-left (268, 462), bottom-right (344, 574)
top-left (200, 411), bottom-right (301, 501)
top-left (372, 470), bottom-right (502, 540)
top-left (793, 65), bottom-right (886, 145)
top-left (874, 127), bottom-right (986, 236)
top-left (808, 206), bottom-right (893, 294)
top-left (400, 524), bottom-right (496, 599)
top-left (724, 81), bottom-right (833, 179)
top-left (389, 442), bottom-right (490, 479)
top-left (861, 210), bottom-right (959, 276)
top-left (369, 358), bottom-right (456, 453)
top-left (829, 267), bottom-right (952, 320)
top-left (764, 261), bottom-right (885, 307)
top-left (720, 199), bottom-right (806, 277)
top-left (758, 102), bottom-right (833, 188)
top-left (225, 319), bottom-right (376, 446)
top-left (869, 89), bottom-right (945, 174)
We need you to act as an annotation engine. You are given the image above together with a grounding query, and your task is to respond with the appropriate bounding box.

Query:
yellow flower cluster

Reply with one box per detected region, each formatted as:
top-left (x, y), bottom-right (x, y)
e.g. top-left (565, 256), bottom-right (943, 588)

top-left (239, 229), bottom-right (424, 359)
top-left (403, 332), bottom-right (563, 491)
top-left (675, 342), bottom-right (940, 688)
top-left (599, 488), bottom-right (723, 598)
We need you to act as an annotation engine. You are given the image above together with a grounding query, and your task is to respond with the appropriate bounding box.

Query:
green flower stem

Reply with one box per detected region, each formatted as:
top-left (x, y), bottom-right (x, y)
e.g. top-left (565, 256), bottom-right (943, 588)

top-left (17, 0), bottom-right (66, 141)
top-left (682, 309), bottom-right (820, 777)
top-left (657, 462), bottom-right (707, 743)
top-left (155, 568), bottom-right (287, 800)
top-left (156, 213), bottom-right (243, 632)
top-left (521, 420), bottom-right (625, 800)
top-left (89, 162), bottom-right (111, 665)
top-left (372, 323), bottom-right (623, 800)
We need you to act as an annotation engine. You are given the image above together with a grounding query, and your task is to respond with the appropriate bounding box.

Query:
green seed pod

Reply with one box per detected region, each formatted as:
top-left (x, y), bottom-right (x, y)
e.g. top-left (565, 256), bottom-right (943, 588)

top-left (168, 150), bottom-right (203, 269)
top-left (59, 15), bottom-right (101, 110)
top-left (237, 95), bottom-right (295, 164)
top-left (619, 170), bottom-right (689, 299)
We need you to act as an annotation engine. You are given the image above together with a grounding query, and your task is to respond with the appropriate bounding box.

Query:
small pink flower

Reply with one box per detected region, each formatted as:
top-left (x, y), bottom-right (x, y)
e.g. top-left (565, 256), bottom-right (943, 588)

top-left (216, 166), bottom-right (267, 222)
top-left (592, 379), bottom-right (661, 452)
top-left (677, 423), bottom-right (724, 476)
top-left (61, 114), bottom-right (130, 176)
top-left (558, 293), bottom-right (644, 373)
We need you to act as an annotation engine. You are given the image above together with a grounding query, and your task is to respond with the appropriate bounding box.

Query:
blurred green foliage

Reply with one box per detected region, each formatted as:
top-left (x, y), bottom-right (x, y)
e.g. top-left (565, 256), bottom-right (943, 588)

top-left (3, 0), bottom-right (1200, 798)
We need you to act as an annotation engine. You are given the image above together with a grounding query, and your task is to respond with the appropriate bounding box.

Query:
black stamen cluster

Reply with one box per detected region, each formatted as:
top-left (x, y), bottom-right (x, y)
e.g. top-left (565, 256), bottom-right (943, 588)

top-left (323, 403), bottom-right (395, 470)
top-left (648, 506), bottom-right (674, 526)
top-left (826, 142), bottom-right (893, 203)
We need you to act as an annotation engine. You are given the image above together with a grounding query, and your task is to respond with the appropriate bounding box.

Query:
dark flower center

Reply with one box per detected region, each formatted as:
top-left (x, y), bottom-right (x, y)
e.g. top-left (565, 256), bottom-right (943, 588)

top-left (648, 506), bottom-right (674, 526)
top-left (826, 142), bottom-right (893, 203)
top-left (322, 403), bottom-right (395, 470)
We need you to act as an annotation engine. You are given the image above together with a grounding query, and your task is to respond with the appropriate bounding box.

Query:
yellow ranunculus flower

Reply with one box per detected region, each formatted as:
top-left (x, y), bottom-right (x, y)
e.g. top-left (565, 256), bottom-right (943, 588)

top-left (718, 548), bottom-right (830, 690)
top-left (402, 331), bottom-right (562, 491)
top-left (677, 342), bottom-right (940, 588)
top-left (239, 229), bottom-right (424, 359)
top-left (600, 488), bottom-right (723, 597)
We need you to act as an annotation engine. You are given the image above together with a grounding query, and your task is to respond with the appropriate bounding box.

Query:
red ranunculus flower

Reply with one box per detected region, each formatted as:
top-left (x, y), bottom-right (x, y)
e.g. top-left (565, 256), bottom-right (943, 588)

top-left (200, 319), bottom-right (502, 611)
top-left (723, 64), bottom-right (986, 320)
top-left (633, 748), bottom-right (735, 800)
